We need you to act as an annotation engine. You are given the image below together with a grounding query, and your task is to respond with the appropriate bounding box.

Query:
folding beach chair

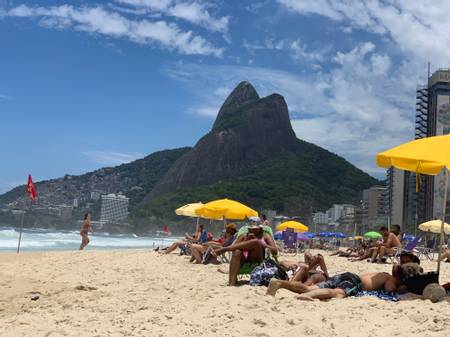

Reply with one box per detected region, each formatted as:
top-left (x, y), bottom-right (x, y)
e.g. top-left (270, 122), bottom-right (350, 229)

top-left (280, 228), bottom-right (298, 255)
top-left (416, 238), bottom-right (436, 260)
top-left (390, 236), bottom-right (421, 263)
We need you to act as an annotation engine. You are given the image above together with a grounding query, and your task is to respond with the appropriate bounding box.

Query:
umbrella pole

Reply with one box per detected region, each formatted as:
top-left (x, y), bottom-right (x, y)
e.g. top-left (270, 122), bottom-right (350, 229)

top-left (437, 169), bottom-right (448, 275)
top-left (196, 217), bottom-right (200, 232)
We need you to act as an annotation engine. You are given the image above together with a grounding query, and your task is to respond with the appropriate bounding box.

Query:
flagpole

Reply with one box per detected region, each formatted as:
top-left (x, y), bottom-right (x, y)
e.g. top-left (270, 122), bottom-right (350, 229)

top-left (17, 199), bottom-right (32, 254)
top-left (437, 168), bottom-right (448, 275)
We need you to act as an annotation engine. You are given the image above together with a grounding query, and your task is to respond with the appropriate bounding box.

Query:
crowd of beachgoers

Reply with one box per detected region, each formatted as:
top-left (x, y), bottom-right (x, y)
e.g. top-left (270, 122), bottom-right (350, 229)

top-left (156, 216), bottom-right (450, 302)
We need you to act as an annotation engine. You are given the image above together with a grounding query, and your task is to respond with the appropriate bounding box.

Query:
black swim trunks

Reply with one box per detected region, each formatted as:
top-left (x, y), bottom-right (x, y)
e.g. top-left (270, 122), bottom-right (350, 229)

top-left (317, 272), bottom-right (362, 296)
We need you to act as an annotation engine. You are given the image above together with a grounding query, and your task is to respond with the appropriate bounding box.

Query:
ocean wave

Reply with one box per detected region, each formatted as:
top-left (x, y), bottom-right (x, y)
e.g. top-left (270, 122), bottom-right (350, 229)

top-left (0, 228), bottom-right (177, 252)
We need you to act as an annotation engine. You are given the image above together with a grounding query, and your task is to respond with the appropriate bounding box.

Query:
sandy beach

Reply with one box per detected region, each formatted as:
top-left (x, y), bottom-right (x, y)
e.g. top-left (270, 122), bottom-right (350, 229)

top-left (1, 249), bottom-right (449, 337)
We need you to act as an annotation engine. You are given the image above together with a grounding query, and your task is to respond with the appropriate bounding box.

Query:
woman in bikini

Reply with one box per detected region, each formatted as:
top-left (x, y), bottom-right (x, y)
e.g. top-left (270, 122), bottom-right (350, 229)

top-left (213, 223), bottom-right (278, 286)
top-left (79, 213), bottom-right (92, 250)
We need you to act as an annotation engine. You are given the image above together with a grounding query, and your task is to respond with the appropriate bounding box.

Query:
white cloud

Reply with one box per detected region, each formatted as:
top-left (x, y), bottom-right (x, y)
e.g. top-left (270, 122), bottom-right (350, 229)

top-left (277, 0), bottom-right (450, 66)
top-left (83, 151), bottom-right (144, 166)
top-left (243, 37), bottom-right (330, 64)
top-left (117, 0), bottom-right (172, 11)
top-left (115, 0), bottom-right (229, 33)
top-left (6, 4), bottom-right (223, 56)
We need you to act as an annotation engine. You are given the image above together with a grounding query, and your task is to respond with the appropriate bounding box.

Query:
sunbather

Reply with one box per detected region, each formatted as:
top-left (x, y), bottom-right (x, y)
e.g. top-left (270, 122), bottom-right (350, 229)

top-left (266, 269), bottom-right (402, 301)
top-left (213, 223), bottom-right (278, 286)
top-left (280, 252), bottom-right (329, 285)
top-left (370, 227), bottom-right (402, 263)
top-left (163, 224), bottom-right (205, 255)
top-left (330, 247), bottom-right (360, 258)
top-left (189, 224), bottom-right (237, 264)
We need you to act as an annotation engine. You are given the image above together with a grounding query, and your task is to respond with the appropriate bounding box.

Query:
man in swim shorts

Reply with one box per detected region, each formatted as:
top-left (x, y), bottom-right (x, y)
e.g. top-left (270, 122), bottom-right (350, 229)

top-left (266, 271), bottom-right (400, 301)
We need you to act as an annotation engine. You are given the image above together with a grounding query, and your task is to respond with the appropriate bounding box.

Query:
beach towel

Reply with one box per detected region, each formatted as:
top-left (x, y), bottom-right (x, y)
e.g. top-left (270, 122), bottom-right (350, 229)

top-left (354, 290), bottom-right (400, 302)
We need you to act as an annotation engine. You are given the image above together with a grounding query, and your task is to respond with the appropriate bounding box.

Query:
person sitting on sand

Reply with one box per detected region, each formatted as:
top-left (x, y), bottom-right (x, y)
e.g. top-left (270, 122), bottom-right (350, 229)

top-left (280, 252), bottom-right (329, 285)
top-left (189, 223), bottom-right (237, 264)
top-left (163, 224), bottom-right (205, 255)
top-left (266, 268), bottom-right (403, 301)
top-left (212, 222), bottom-right (278, 286)
top-left (79, 213), bottom-right (92, 250)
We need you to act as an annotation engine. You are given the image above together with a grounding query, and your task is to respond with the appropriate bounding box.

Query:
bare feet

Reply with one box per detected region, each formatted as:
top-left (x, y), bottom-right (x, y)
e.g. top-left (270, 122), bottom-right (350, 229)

top-left (266, 279), bottom-right (282, 296)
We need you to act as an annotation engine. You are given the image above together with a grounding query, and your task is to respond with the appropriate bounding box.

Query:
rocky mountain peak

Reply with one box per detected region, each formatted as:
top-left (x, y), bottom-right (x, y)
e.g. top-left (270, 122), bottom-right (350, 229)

top-left (213, 81), bottom-right (260, 129)
top-left (145, 82), bottom-right (300, 200)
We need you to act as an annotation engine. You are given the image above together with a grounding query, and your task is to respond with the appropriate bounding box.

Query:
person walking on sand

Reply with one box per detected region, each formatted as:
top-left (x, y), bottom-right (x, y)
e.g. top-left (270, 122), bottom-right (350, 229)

top-left (79, 213), bottom-right (92, 250)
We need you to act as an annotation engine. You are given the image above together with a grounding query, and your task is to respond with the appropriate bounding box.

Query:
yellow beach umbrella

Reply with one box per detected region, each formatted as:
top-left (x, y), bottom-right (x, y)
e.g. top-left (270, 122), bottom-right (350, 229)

top-left (419, 220), bottom-right (450, 235)
top-left (377, 134), bottom-right (450, 274)
top-left (175, 203), bottom-right (204, 217)
top-left (195, 198), bottom-right (258, 220)
top-left (377, 134), bottom-right (450, 174)
top-left (276, 221), bottom-right (309, 233)
top-left (354, 236), bottom-right (363, 240)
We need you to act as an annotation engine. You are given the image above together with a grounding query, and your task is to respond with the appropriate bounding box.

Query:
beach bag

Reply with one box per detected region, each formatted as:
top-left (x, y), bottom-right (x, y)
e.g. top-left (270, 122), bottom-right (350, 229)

top-left (404, 271), bottom-right (439, 295)
top-left (249, 258), bottom-right (288, 286)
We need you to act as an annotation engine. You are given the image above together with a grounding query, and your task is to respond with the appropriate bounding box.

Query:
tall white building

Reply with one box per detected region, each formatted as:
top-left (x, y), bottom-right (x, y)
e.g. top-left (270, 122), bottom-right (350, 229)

top-left (100, 193), bottom-right (129, 223)
top-left (312, 212), bottom-right (328, 225)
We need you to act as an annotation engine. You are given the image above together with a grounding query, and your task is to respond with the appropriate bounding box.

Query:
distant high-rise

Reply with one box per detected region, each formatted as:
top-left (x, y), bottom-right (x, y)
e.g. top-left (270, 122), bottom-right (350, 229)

top-left (390, 68), bottom-right (450, 229)
top-left (100, 193), bottom-right (129, 223)
top-left (362, 186), bottom-right (388, 228)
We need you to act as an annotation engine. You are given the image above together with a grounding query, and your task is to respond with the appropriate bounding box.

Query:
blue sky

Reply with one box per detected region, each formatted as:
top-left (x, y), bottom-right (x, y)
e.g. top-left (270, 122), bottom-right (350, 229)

top-left (1, 0), bottom-right (449, 193)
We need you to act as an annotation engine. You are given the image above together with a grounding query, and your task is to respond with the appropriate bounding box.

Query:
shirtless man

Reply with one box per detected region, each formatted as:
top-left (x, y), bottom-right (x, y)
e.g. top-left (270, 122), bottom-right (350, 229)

top-left (79, 213), bottom-right (92, 250)
top-left (370, 227), bottom-right (401, 263)
top-left (213, 223), bottom-right (278, 286)
top-left (266, 270), bottom-right (400, 301)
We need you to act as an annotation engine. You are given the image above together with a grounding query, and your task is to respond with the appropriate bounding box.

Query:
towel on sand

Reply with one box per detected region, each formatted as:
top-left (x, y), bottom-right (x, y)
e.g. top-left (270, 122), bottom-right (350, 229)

top-left (354, 290), bottom-right (400, 302)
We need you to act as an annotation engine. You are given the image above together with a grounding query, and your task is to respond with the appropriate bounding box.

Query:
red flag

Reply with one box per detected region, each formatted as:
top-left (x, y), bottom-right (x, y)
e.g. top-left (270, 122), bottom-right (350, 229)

top-left (163, 224), bottom-right (171, 235)
top-left (26, 174), bottom-right (37, 201)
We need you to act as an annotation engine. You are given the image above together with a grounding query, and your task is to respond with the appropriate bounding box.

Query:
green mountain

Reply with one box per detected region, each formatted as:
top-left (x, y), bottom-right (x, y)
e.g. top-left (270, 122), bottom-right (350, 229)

top-left (135, 82), bottom-right (378, 223)
top-left (0, 147), bottom-right (190, 211)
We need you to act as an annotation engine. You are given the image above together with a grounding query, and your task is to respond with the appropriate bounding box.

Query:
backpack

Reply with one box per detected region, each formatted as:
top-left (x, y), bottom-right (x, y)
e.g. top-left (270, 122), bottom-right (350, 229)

top-left (249, 258), bottom-right (288, 286)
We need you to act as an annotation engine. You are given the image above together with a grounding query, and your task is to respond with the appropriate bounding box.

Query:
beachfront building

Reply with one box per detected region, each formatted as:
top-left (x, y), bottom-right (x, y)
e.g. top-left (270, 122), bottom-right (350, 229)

top-left (312, 212), bottom-right (328, 225)
top-left (361, 186), bottom-right (388, 228)
top-left (389, 68), bottom-right (450, 230)
top-left (100, 193), bottom-right (129, 223)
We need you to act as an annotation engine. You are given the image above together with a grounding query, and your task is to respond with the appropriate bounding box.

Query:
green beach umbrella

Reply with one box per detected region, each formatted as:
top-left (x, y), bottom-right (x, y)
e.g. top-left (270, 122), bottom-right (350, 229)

top-left (364, 231), bottom-right (382, 239)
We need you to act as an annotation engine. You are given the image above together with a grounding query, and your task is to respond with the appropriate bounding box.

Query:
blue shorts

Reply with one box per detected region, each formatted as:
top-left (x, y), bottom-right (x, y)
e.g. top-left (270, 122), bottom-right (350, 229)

top-left (317, 272), bottom-right (362, 296)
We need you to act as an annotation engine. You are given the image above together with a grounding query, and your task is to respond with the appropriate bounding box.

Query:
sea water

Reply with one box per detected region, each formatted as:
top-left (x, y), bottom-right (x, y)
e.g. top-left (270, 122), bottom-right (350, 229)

top-left (0, 226), bottom-right (177, 252)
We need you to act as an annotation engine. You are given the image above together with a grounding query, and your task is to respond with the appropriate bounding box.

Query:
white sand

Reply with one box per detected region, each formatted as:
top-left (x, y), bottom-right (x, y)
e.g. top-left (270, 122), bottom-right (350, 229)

top-left (1, 249), bottom-right (449, 337)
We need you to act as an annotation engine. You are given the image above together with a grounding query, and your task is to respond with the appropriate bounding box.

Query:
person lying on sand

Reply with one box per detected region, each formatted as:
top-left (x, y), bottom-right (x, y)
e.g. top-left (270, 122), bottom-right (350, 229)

top-left (212, 223), bottom-right (278, 286)
top-left (163, 224), bottom-right (205, 255)
top-left (189, 224), bottom-right (237, 264)
top-left (280, 252), bottom-right (329, 284)
top-left (266, 268), bottom-right (403, 301)
top-left (330, 247), bottom-right (361, 258)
